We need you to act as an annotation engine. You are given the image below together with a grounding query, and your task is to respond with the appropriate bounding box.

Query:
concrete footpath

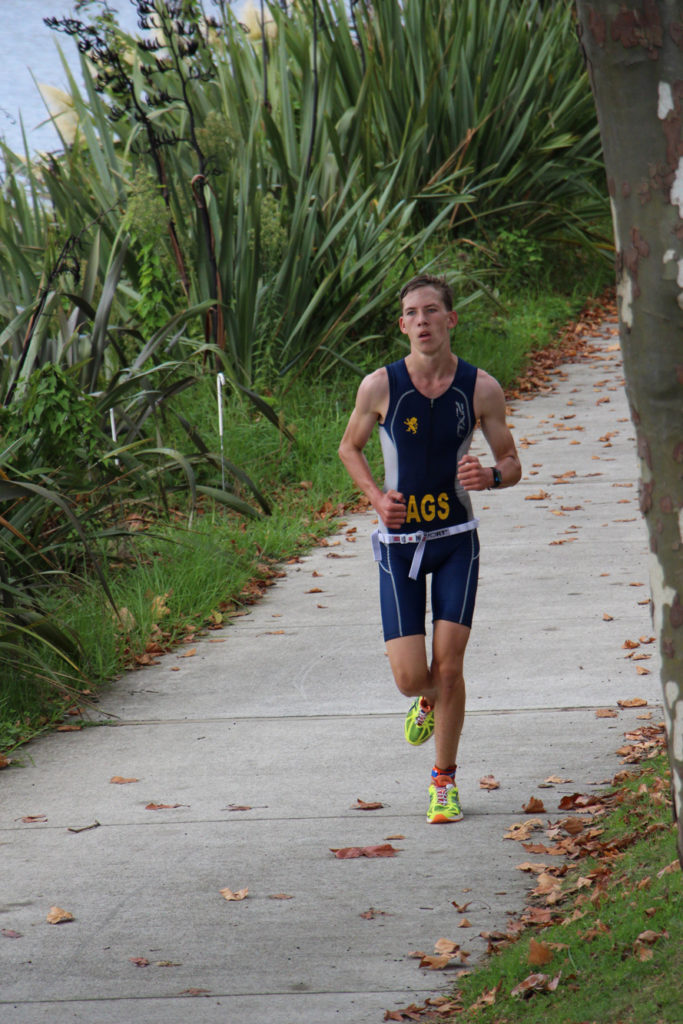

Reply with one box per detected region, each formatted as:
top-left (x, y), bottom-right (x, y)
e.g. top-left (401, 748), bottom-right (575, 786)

top-left (0, 321), bottom-right (663, 1023)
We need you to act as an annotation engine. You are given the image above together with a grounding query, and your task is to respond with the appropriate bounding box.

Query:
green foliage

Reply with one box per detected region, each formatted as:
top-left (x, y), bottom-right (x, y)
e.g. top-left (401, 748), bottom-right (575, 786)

top-left (0, 0), bottom-right (609, 392)
top-left (1, 363), bottom-right (102, 469)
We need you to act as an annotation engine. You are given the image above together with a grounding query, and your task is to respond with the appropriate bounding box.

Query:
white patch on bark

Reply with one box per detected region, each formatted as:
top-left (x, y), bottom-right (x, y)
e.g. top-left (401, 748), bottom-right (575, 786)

top-left (610, 198), bottom-right (634, 327)
top-left (658, 81), bottom-right (674, 119)
top-left (649, 551), bottom-right (676, 644)
top-left (663, 249), bottom-right (675, 263)
top-left (672, 157), bottom-right (683, 217)
top-left (617, 267), bottom-right (634, 327)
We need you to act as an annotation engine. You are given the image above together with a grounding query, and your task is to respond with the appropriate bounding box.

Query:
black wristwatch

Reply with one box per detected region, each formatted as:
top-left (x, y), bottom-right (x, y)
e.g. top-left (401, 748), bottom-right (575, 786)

top-left (491, 467), bottom-right (502, 489)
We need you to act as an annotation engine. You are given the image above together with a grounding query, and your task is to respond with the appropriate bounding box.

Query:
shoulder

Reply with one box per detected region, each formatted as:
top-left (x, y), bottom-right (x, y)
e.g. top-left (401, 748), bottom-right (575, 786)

top-left (473, 368), bottom-right (506, 418)
top-left (355, 366), bottom-right (389, 416)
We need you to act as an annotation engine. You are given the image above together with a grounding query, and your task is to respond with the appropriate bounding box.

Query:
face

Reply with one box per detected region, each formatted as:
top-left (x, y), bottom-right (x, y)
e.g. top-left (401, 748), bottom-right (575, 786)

top-left (398, 286), bottom-right (458, 355)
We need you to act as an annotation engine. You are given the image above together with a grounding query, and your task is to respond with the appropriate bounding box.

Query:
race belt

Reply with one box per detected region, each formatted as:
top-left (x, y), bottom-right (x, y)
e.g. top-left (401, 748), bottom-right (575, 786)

top-left (371, 518), bottom-right (479, 580)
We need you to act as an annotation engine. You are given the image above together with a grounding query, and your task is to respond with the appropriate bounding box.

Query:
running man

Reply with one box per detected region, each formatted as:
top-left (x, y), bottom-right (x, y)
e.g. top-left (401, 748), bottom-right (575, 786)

top-left (338, 274), bottom-right (521, 823)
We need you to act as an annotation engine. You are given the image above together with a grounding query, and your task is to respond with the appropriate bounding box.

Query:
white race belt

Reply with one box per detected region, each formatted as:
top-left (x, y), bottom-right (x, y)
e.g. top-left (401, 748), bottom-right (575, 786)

top-left (371, 519), bottom-right (479, 580)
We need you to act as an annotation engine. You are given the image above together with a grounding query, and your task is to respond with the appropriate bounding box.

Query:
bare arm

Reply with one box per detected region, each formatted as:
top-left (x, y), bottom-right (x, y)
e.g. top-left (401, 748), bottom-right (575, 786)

top-left (457, 370), bottom-right (522, 491)
top-left (338, 369), bottom-right (407, 528)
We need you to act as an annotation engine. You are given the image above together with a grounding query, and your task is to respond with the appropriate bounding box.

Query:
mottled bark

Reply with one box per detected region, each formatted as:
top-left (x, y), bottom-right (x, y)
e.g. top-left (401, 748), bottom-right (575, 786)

top-left (575, 0), bottom-right (683, 865)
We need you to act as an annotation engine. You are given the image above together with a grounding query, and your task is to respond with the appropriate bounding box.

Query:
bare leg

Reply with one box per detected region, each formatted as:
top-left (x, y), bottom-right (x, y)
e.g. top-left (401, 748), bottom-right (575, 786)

top-left (386, 620), bottom-right (470, 767)
top-left (430, 620), bottom-right (469, 769)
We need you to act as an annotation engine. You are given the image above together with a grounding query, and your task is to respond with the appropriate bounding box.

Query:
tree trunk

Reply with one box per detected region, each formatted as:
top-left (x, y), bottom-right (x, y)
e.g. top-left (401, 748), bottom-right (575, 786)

top-left (575, 0), bottom-right (683, 866)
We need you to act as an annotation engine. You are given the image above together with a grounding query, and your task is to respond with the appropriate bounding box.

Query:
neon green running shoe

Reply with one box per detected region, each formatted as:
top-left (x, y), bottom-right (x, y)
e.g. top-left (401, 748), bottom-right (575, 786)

top-left (404, 697), bottom-right (435, 746)
top-left (427, 775), bottom-right (463, 824)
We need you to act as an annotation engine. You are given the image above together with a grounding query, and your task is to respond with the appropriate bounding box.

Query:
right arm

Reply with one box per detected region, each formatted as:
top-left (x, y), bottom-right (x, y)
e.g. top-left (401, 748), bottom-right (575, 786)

top-left (338, 369), bottom-right (407, 529)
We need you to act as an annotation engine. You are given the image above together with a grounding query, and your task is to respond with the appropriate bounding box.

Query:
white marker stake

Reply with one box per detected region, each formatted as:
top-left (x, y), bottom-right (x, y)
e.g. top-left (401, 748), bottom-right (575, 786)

top-left (109, 408), bottom-right (119, 466)
top-left (217, 373), bottom-right (226, 490)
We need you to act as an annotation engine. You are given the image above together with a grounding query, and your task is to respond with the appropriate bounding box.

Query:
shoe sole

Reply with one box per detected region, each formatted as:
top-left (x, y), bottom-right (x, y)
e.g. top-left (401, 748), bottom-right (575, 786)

top-left (427, 812), bottom-right (464, 823)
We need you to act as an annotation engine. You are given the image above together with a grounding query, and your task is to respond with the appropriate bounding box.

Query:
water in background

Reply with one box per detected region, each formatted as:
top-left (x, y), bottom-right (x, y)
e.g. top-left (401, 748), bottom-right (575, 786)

top-left (0, 0), bottom-right (245, 155)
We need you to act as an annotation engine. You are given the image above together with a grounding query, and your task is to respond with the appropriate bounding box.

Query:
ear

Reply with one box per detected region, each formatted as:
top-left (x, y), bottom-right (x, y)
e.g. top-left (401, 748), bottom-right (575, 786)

top-left (398, 315), bottom-right (408, 334)
top-left (448, 310), bottom-right (459, 329)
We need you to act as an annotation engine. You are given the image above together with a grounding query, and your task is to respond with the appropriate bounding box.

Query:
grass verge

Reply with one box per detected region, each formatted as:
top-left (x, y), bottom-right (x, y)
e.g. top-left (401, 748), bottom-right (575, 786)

top-left (390, 736), bottom-right (681, 1024)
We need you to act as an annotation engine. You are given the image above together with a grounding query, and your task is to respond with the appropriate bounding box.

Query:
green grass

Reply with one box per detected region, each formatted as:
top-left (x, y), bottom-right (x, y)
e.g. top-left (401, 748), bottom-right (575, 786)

top-left (439, 753), bottom-right (681, 1024)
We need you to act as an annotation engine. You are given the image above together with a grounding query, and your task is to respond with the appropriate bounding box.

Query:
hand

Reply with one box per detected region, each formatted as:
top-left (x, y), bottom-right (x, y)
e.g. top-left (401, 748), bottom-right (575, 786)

top-left (457, 454), bottom-right (491, 491)
top-left (377, 489), bottom-right (407, 528)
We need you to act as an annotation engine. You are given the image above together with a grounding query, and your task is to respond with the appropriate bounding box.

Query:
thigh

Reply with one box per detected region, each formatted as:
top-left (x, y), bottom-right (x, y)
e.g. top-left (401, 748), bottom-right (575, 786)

top-left (432, 618), bottom-right (471, 674)
top-left (385, 633), bottom-right (430, 695)
top-left (430, 530), bottom-right (480, 629)
top-left (378, 542), bottom-right (427, 641)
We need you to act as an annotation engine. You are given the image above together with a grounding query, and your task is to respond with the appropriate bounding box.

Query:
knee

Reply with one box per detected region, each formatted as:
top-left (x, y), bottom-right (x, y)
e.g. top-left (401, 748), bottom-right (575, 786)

top-left (392, 667), bottom-right (428, 698)
top-left (432, 654), bottom-right (464, 695)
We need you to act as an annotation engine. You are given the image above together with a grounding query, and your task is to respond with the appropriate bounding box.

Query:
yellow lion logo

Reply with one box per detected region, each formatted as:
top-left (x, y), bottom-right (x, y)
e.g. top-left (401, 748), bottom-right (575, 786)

top-left (404, 417), bottom-right (418, 435)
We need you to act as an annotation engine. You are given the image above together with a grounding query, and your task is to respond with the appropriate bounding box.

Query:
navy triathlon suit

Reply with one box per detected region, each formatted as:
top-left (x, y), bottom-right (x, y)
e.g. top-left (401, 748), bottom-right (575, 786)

top-left (372, 356), bottom-right (480, 641)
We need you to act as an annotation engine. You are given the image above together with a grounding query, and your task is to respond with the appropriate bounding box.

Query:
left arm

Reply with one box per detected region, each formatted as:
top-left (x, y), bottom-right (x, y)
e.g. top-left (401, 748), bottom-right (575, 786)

top-left (457, 370), bottom-right (522, 491)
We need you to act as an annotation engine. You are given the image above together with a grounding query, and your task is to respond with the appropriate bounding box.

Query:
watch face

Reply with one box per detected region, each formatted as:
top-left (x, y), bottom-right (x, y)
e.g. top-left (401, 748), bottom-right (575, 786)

top-left (493, 468), bottom-right (502, 487)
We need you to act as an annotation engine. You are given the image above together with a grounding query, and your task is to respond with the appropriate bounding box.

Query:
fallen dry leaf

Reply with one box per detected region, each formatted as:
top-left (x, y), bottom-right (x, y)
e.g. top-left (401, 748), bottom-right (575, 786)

top-left (110, 776), bottom-right (139, 785)
top-left (0, 754), bottom-right (11, 770)
top-left (596, 708), bottom-right (618, 718)
top-left (220, 887), bottom-right (249, 901)
top-left (434, 938), bottom-right (460, 955)
top-left (458, 917), bottom-right (472, 928)
top-left (657, 860), bottom-right (681, 878)
top-left (528, 939), bottom-right (554, 967)
top-left (46, 906), bottom-right (74, 925)
top-left (177, 648), bottom-right (197, 658)
top-left (603, 612), bottom-right (614, 621)
top-left (560, 817), bottom-right (585, 836)
top-left (470, 982), bottom-right (503, 1009)
top-left (268, 893), bottom-right (293, 900)
top-left (130, 957), bottom-right (150, 967)
top-left (545, 775), bottom-right (572, 785)
top-left (618, 697), bottom-right (648, 708)
top-left (523, 797), bottom-right (546, 814)
top-left (150, 593), bottom-right (171, 618)
top-left (526, 490), bottom-right (550, 500)
top-left (1, 929), bottom-right (22, 939)
top-left (505, 819), bottom-right (544, 841)
top-left (511, 972), bottom-right (561, 998)
top-left (331, 844), bottom-right (400, 859)
top-left (21, 814), bottom-right (47, 824)
top-left (114, 607), bottom-right (136, 631)
top-left (637, 929), bottom-right (667, 945)
top-left (480, 775), bottom-right (500, 790)
top-left (352, 798), bottom-right (384, 811)
top-left (145, 802), bottom-right (184, 811)
top-left (384, 1005), bottom-right (424, 1021)
top-left (419, 953), bottom-right (462, 970)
